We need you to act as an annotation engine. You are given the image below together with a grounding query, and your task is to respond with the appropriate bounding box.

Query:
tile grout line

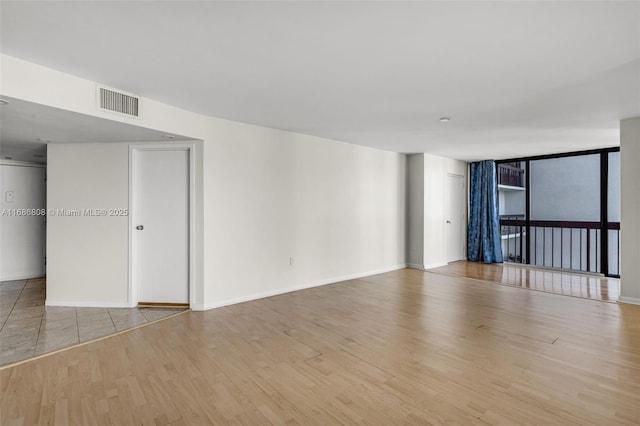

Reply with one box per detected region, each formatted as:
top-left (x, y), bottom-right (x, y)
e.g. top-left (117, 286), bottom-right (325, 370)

top-left (31, 278), bottom-right (47, 357)
top-left (75, 307), bottom-right (80, 343)
top-left (140, 308), bottom-right (150, 323)
top-left (0, 280), bottom-right (28, 332)
top-left (32, 312), bottom-right (45, 357)
top-left (106, 308), bottom-right (118, 333)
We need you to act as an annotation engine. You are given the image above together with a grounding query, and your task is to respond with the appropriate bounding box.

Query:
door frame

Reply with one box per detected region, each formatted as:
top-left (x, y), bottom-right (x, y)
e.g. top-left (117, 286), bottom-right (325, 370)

top-left (445, 173), bottom-right (467, 263)
top-left (128, 143), bottom-right (196, 308)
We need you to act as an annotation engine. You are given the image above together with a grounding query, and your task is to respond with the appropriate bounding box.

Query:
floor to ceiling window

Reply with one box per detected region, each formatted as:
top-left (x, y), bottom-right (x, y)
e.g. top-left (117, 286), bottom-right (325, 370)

top-left (497, 148), bottom-right (620, 277)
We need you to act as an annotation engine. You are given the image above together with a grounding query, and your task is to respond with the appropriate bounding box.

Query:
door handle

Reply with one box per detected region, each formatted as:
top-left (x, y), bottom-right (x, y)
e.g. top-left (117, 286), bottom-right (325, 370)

top-left (136, 225), bottom-right (144, 230)
top-left (446, 220), bottom-right (451, 224)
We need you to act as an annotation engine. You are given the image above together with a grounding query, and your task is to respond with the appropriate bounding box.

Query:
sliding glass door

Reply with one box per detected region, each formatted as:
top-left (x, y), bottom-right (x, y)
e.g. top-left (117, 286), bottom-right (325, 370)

top-left (497, 148), bottom-right (620, 277)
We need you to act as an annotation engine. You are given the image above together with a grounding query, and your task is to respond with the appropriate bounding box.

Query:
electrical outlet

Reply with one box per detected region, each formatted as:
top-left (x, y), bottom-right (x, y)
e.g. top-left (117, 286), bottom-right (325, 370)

top-left (5, 191), bottom-right (14, 203)
top-left (289, 257), bottom-right (295, 266)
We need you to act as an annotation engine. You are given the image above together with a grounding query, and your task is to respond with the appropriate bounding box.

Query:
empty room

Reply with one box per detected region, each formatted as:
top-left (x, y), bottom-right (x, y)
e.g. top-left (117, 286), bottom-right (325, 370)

top-left (1, 1), bottom-right (639, 425)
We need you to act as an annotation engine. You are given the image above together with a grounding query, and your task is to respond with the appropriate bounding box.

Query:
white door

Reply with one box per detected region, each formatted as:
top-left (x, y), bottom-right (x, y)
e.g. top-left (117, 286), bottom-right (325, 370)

top-left (446, 174), bottom-right (466, 262)
top-left (134, 149), bottom-right (189, 304)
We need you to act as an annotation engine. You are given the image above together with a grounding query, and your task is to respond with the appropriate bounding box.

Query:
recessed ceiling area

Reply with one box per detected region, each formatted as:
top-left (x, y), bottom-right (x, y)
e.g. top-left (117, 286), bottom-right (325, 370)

top-left (0, 96), bottom-right (192, 163)
top-left (1, 1), bottom-right (639, 160)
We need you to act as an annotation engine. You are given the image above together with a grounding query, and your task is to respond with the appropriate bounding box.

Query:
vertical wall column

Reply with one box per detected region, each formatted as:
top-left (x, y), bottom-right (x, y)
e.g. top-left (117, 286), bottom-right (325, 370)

top-left (406, 153), bottom-right (468, 270)
top-left (423, 154), bottom-right (447, 268)
top-left (406, 155), bottom-right (425, 269)
top-left (620, 117), bottom-right (640, 304)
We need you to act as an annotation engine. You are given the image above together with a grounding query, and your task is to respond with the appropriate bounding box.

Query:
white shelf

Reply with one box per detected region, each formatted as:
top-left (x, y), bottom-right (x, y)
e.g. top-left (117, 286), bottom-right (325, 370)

top-left (498, 184), bottom-right (526, 192)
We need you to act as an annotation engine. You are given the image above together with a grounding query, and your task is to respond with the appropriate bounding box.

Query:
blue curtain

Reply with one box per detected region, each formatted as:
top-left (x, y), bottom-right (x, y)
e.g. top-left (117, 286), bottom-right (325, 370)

top-left (467, 160), bottom-right (503, 263)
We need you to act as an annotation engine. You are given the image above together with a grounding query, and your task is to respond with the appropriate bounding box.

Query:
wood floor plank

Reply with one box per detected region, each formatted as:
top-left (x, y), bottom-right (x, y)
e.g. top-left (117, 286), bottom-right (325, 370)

top-left (1, 266), bottom-right (639, 425)
top-left (429, 261), bottom-right (620, 302)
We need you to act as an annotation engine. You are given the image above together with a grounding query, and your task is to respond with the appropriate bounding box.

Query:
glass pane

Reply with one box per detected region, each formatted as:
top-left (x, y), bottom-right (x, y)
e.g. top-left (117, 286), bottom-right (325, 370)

top-left (530, 155), bottom-right (600, 221)
top-left (608, 151), bottom-right (620, 275)
top-left (530, 154), bottom-right (600, 272)
top-left (608, 152), bottom-right (620, 222)
top-left (497, 161), bottom-right (526, 263)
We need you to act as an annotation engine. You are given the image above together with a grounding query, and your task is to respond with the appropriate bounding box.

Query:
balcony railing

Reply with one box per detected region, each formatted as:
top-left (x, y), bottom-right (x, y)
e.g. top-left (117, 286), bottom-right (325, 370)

top-left (500, 216), bottom-right (525, 263)
top-left (497, 163), bottom-right (525, 188)
top-left (499, 219), bottom-right (620, 276)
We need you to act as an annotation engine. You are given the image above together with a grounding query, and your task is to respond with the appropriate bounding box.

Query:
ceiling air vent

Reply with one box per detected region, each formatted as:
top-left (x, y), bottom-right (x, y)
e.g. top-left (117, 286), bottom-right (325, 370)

top-left (97, 85), bottom-right (139, 118)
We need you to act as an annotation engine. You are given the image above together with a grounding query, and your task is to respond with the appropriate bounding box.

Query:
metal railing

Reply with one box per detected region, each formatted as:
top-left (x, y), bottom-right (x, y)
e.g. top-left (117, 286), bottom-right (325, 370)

top-left (497, 163), bottom-right (525, 187)
top-left (500, 217), bottom-right (526, 264)
top-left (499, 219), bottom-right (620, 276)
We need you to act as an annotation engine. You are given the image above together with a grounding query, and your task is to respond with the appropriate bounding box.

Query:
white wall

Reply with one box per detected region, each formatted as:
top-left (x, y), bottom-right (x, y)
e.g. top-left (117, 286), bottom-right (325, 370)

top-left (2, 54), bottom-right (407, 309)
top-left (0, 161), bottom-right (46, 280)
top-left (46, 143), bottom-right (129, 306)
top-left (203, 126), bottom-right (406, 307)
top-left (620, 116), bottom-right (640, 305)
top-left (406, 154), bottom-right (424, 268)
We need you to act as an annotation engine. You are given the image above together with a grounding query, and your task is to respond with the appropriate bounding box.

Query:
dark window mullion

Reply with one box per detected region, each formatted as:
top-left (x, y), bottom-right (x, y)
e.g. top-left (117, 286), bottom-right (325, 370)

top-left (525, 160), bottom-right (531, 265)
top-left (600, 152), bottom-right (609, 276)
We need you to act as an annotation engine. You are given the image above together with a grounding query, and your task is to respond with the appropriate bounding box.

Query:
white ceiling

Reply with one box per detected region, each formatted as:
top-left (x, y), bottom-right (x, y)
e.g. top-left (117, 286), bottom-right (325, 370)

top-left (1, 1), bottom-right (639, 161)
top-left (0, 97), bottom-right (191, 163)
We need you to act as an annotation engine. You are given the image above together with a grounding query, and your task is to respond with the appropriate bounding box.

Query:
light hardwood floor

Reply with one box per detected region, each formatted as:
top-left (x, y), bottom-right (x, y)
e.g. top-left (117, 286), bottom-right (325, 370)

top-left (430, 261), bottom-right (621, 302)
top-left (1, 267), bottom-right (639, 425)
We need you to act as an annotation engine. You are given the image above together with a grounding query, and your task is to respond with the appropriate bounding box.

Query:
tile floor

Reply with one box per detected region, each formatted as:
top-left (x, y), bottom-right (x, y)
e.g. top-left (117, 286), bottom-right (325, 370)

top-left (0, 278), bottom-right (186, 367)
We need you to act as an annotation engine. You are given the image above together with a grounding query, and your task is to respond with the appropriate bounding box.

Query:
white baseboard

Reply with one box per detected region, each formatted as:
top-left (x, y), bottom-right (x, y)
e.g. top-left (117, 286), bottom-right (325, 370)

top-left (190, 303), bottom-right (207, 311)
top-left (406, 263), bottom-right (425, 270)
top-left (423, 262), bottom-right (448, 270)
top-left (0, 274), bottom-right (45, 282)
top-left (45, 300), bottom-right (131, 308)
top-left (618, 296), bottom-right (640, 306)
top-left (195, 263), bottom-right (407, 311)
